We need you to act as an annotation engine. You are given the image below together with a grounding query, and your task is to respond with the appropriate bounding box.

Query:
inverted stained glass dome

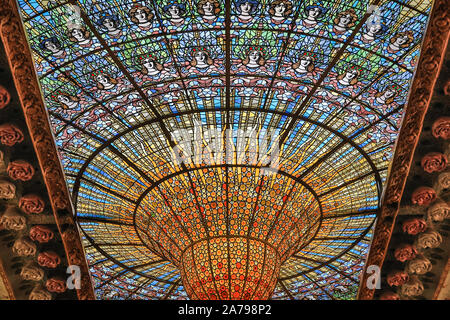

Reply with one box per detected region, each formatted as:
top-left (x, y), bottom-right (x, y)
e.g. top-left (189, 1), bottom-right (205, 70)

top-left (17, 0), bottom-right (432, 299)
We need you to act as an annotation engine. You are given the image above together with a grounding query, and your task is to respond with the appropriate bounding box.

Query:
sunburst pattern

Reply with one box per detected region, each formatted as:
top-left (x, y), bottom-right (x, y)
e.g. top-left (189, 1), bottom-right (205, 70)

top-left (16, 0), bottom-right (433, 299)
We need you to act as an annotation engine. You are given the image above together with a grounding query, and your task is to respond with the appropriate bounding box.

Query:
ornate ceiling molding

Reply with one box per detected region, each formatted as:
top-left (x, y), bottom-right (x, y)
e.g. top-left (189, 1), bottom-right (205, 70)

top-left (370, 36), bottom-right (450, 300)
top-left (358, 0), bottom-right (450, 300)
top-left (0, 0), bottom-right (95, 299)
top-left (434, 259), bottom-right (450, 299)
top-left (0, 258), bottom-right (14, 299)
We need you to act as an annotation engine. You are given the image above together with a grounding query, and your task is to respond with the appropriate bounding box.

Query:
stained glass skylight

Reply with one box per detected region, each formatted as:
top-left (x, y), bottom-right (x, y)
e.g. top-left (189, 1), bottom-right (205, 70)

top-left (17, 0), bottom-right (433, 299)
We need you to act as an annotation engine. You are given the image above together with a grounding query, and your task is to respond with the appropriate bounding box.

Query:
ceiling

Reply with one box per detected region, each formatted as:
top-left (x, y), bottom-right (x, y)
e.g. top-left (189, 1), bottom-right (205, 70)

top-left (15, 0), bottom-right (433, 299)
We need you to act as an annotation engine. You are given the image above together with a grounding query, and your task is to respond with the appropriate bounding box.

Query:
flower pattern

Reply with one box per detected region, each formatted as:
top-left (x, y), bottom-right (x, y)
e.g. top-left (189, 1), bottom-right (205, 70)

top-left (411, 187), bottom-right (436, 206)
top-left (7, 160), bottom-right (35, 181)
top-left (0, 124), bottom-right (24, 146)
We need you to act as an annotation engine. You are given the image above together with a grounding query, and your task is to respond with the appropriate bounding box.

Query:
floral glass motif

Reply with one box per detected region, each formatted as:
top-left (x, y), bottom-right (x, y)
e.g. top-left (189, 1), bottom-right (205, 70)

top-left (17, 0), bottom-right (432, 299)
